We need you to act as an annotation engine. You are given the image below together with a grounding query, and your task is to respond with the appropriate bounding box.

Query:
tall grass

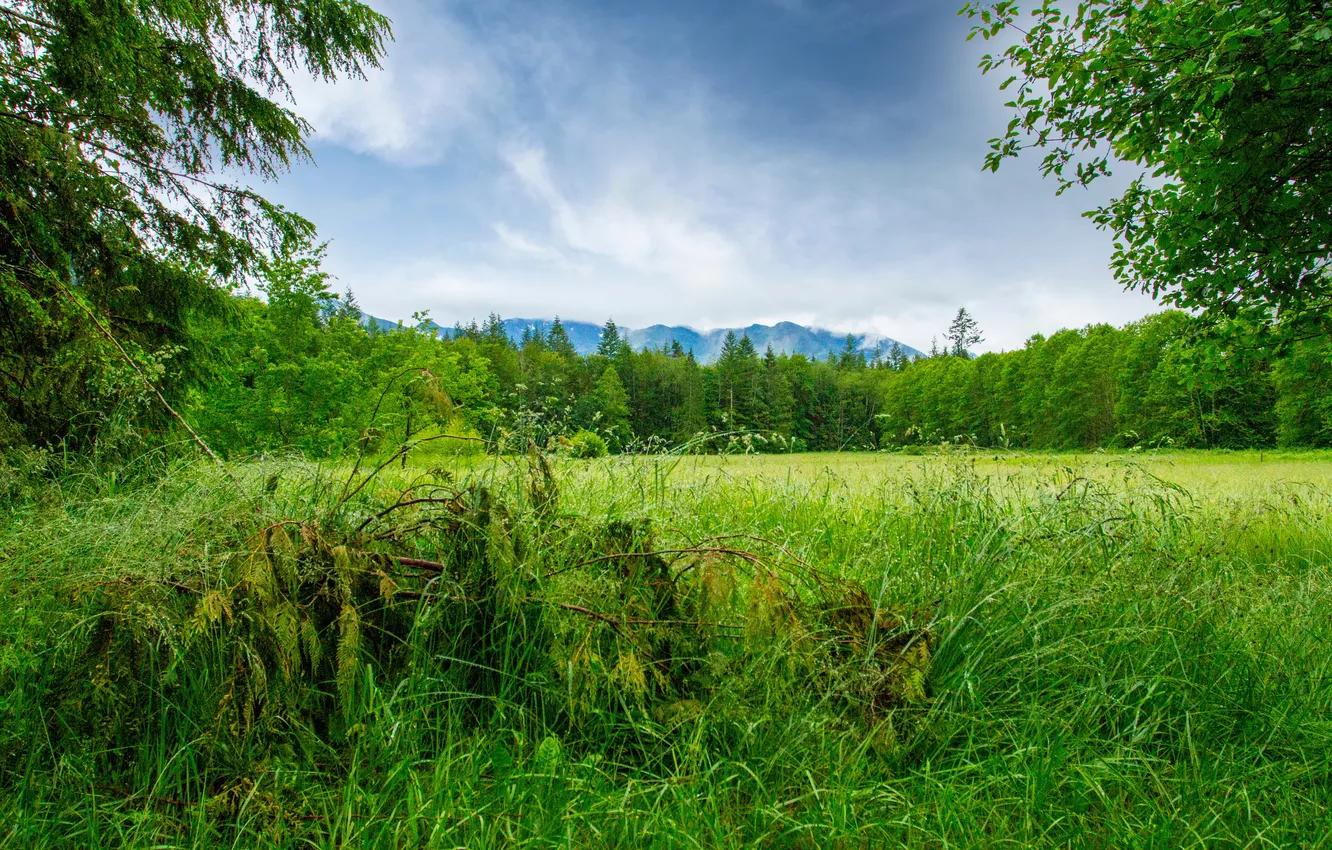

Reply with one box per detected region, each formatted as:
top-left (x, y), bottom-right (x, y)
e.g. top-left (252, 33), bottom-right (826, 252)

top-left (1, 451), bottom-right (1329, 848)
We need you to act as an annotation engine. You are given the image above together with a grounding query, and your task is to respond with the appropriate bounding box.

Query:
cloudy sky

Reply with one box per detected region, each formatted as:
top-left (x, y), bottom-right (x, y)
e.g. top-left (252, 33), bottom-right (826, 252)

top-left (266, 0), bottom-right (1159, 353)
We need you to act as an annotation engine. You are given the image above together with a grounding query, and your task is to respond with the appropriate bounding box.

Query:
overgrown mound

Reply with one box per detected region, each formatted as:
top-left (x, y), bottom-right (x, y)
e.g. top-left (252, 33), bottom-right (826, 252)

top-left (17, 453), bottom-right (933, 814)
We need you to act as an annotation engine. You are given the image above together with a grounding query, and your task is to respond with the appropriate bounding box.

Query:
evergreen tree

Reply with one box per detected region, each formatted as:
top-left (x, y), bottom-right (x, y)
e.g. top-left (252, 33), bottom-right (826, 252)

top-left (838, 334), bottom-right (866, 370)
top-left (946, 308), bottom-right (983, 358)
top-left (888, 342), bottom-right (907, 371)
top-left (337, 288), bottom-right (364, 322)
top-left (0, 0), bottom-right (390, 447)
top-left (719, 331), bottom-right (740, 361)
top-left (760, 346), bottom-right (795, 440)
top-left (737, 333), bottom-right (758, 360)
top-left (714, 332), bottom-right (763, 429)
top-left (483, 313), bottom-right (511, 348)
top-left (547, 317), bottom-right (578, 360)
top-left (597, 319), bottom-right (623, 357)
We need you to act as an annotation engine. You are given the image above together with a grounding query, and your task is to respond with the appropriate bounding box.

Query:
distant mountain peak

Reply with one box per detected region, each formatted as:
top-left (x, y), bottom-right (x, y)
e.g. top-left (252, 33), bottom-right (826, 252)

top-left (367, 315), bottom-right (923, 364)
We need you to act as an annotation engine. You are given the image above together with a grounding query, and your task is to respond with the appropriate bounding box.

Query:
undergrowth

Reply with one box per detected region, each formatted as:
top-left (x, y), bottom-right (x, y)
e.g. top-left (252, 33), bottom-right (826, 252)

top-left (0, 451), bottom-right (1330, 847)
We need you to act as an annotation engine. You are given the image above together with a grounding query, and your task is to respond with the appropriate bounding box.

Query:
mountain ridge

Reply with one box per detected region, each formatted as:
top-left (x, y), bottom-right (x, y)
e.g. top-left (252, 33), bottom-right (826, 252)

top-left (367, 316), bottom-right (923, 364)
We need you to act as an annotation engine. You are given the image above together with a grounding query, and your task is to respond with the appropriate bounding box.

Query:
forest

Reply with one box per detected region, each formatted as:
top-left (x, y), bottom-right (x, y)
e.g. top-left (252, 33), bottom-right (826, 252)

top-left (10, 248), bottom-right (1332, 462)
top-left (164, 256), bottom-right (1331, 462)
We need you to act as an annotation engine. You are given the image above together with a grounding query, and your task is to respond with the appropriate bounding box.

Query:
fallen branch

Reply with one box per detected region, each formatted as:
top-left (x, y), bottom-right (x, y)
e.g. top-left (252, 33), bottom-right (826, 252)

top-left (355, 494), bottom-right (465, 534)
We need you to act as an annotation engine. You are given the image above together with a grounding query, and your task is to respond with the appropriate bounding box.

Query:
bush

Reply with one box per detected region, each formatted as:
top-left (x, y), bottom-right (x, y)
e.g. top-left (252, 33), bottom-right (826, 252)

top-left (567, 430), bottom-right (608, 459)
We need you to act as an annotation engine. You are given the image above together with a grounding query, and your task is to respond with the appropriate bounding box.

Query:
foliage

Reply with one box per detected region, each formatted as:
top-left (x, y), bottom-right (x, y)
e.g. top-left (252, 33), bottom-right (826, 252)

top-left (184, 288), bottom-right (1332, 455)
top-left (186, 242), bottom-right (496, 459)
top-left (589, 366), bottom-right (632, 451)
top-left (1272, 334), bottom-right (1332, 446)
top-left (945, 307), bottom-right (983, 358)
top-left (565, 429), bottom-right (609, 459)
top-left (961, 0), bottom-right (1332, 340)
top-left (0, 0), bottom-right (390, 448)
top-left (879, 312), bottom-right (1280, 449)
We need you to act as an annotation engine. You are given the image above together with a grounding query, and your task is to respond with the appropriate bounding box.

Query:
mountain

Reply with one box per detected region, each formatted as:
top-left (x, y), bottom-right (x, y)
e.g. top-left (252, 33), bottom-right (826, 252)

top-left (367, 316), bottom-right (923, 364)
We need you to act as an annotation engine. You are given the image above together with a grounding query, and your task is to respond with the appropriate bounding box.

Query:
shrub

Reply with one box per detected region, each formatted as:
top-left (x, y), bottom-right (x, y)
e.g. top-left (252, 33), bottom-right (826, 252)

top-left (567, 430), bottom-right (609, 459)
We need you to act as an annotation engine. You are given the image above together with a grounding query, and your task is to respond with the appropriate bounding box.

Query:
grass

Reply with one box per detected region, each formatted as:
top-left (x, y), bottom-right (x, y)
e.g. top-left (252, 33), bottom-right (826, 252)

top-left (1, 448), bottom-right (1331, 848)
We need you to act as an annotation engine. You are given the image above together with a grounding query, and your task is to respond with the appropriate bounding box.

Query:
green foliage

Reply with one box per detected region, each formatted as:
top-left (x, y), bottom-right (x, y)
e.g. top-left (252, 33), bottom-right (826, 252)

top-left (962, 0), bottom-right (1332, 339)
top-left (175, 297), bottom-right (1332, 457)
top-left (0, 0), bottom-right (390, 449)
top-left (186, 243), bottom-right (497, 458)
top-left (566, 429), bottom-right (609, 459)
top-left (945, 307), bottom-right (983, 358)
top-left (1273, 334), bottom-right (1332, 446)
top-left (880, 312), bottom-right (1278, 449)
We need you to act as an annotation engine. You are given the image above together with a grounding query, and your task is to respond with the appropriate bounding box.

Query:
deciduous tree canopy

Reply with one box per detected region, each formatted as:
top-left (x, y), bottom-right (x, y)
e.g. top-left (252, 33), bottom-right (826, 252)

top-left (962, 1), bottom-right (1332, 339)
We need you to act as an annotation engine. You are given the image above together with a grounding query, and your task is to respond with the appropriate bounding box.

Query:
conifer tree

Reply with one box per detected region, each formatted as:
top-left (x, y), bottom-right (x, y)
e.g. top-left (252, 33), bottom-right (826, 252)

top-left (547, 317), bottom-right (578, 360)
top-left (337, 289), bottom-right (364, 322)
top-left (483, 313), bottom-right (511, 348)
top-left (0, 0), bottom-right (390, 446)
top-left (597, 319), bottom-right (623, 357)
top-left (888, 342), bottom-right (907, 371)
top-left (838, 334), bottom-right (866, 370)
top-left (947, 308), bottom-right (983, 358)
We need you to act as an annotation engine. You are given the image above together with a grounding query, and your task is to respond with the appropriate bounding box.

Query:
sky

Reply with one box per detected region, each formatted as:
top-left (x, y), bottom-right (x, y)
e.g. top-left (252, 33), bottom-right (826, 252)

top-left (265, 0), bottom-right (1159, 354)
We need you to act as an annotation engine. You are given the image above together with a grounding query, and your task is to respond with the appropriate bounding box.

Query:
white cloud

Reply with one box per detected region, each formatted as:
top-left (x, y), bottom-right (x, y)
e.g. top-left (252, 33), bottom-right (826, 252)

top-left (499, 144), bottom-right (746, 290)
top-left (285, 0), bottom-right (499, 164)
top-left (279, 0), bottom-right (1161, 352)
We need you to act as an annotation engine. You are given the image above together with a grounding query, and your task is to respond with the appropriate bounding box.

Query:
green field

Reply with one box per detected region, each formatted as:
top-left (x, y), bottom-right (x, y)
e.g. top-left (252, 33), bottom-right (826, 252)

top-left (2, 449), bottom-right (1331, 848)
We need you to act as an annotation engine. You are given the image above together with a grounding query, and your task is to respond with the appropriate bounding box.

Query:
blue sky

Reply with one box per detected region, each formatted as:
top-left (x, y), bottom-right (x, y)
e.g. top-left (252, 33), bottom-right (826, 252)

top-left (267, 0), bottom-right (1157, 353)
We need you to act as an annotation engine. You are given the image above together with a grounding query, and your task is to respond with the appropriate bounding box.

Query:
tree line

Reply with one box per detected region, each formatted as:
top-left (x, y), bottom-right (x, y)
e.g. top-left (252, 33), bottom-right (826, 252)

top-left (171, 254), bottom-right (1332, 458)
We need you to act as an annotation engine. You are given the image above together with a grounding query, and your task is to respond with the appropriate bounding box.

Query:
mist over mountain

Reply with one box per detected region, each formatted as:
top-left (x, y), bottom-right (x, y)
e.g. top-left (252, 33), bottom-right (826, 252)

top-left (367, 316), bottom-right (923, 364)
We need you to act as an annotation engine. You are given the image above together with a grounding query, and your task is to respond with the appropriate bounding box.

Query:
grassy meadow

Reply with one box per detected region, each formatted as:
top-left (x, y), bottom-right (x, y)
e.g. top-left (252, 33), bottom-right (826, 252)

top-left (2, 448), bottom-right (1331, 848)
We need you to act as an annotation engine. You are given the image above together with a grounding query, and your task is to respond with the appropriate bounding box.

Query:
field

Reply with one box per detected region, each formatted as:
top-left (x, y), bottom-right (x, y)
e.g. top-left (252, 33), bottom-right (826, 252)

top-left (2, 449), bottom-right (1331, 848)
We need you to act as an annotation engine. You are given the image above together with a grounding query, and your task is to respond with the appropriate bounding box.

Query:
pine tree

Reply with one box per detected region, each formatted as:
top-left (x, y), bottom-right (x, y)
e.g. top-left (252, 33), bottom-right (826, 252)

top-left (737, 333), bottom-right (758, 360)
top-left (946, 308), bottom-right (984, 359)
top-left (597, 319), bottom-right (623, 357)
top-left (337, 288), bottom-right (363, 322)
top-left (838, 334), bottom-right (866, 370)
top-left (719, 331), bottom-right (740, 362)
top-left (547, 317), bottom-right (578, 360)
top-left (0, 0), bottom-right (390, 447)
top-left (483, 313), bottom-right (511, 348)
top-left (888, 342), bottom-right (907, 371)
top-left (760, 346), bottom-right (795, 439)
top-left (715, 332), bottom-right (762, 429)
